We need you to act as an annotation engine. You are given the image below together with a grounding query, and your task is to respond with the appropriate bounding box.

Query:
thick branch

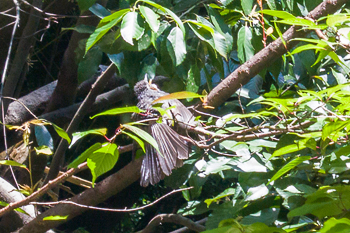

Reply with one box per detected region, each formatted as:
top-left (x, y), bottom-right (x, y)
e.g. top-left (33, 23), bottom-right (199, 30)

top-left (201, 0), bottom-right (347, 110)
top-left (2, 0), bottom-right (43, 114)
top-left (40, 83), bottom-right (130, 126)
top-left (17, 158), bottom-right (142, 233)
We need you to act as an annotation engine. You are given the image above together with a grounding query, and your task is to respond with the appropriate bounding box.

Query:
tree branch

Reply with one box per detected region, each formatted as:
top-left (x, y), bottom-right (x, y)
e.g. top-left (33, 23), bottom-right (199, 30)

top-left (17, 158), bottom-right (142, 233)
top-left (43, 64), bottom-right (116, 185)
top-left (200, 0), bottom-right (348, 110)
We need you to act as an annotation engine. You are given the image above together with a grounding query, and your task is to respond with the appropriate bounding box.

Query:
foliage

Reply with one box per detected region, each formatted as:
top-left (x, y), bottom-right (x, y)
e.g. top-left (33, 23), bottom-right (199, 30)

top-left (2, 0), bottom-right (350, 232)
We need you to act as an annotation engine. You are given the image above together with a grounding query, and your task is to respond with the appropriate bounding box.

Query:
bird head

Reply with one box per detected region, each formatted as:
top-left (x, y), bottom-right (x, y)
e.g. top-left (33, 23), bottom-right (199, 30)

top-left (134, 74), bottom-right (159, 96)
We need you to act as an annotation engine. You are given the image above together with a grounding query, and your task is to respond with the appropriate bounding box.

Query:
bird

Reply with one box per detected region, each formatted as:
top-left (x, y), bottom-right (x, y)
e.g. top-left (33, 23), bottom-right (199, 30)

top-left (134, 76), bottom-right (196, 187)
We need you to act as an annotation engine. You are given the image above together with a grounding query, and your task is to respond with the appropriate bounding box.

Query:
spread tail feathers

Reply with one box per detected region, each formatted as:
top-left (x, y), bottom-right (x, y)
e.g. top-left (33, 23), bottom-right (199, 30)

top-left (140, 123), bottom-right (189, 187)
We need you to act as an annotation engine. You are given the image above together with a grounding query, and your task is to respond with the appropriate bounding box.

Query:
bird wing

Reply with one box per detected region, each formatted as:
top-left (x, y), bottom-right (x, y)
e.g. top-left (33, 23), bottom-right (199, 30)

top-left (151, 123), bottom-right (189, 171)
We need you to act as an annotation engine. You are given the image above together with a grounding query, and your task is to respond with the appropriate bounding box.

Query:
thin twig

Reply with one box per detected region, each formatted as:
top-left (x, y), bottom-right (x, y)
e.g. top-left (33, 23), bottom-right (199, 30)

top-left (0, 162), bottom-right (87, 218)
top-left (30, 187), bottom-right (193, 212)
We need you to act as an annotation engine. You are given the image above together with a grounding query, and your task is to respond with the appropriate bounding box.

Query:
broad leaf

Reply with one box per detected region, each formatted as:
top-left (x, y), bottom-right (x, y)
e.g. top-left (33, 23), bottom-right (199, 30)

top-left (52, 123), bottom-right (71, 144)
top-left (121, 11), bottom-right (145, 45)
top-left (70, 128), bottom-right (107, 148)
top-left (68, 143), bottom-right (102, 168)
top-left (139, 5), bottom-right (160, 33)
top-left (0, 160), bottom-right (27, 169)
top-left (122, 131), bottom-right (145, 152)
top-left (139, 0), bottom-right (185, 37)
top-left (122, 124), bottom-right (162, 156)
top-left (91, 106), bottom-right (144, 119)
top-left (268, 156), bottom-right (311, 184)
top-left (237, 26), bottom-right (254, 63)
top-left (152, 91), bottom-right (204, 103)
top-left (87, 143), bottom-right (119, 185)
top-left (166, 26), bottom-right (186, 66)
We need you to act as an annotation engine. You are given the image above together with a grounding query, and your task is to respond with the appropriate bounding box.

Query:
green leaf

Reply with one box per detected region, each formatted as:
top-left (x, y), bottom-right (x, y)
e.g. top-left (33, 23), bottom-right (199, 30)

top-left (51, 123), bottom-right (71, 144)
top-left (270, 143), bottom-right (306, 159)
top-left (91, 106), bottom-right (145, 119)
top-left (43, 215), bottom-right (69, 221)
top-left (276, 18), bottom-right (316, 27)
top-left (34, 146), bottom-right (53, 156)
top-left (0, 160), bottom-right (27, 169)
top-left (139, 5), bottom-right (160, 33)
top-left (68, 143), bottom-right (102, 168)
top-left (121, 11), bottom-right (145, 45)
top-left (245, 184), bottom-right (269, 201)
top-left (166, 26), bottom-right (186, 66)
top-left (86, 18), bottom-right (119, 53)
top-left (70, 128), bottom-right (107, 148)
top-left (87, 143), bottom-right (119, 185)
top-left (320, 218), bottom-right (350, 233)
top-left (78, 46), bottom-right (103, 83)
top-left (322, 120), bottom-right (350, 142)
top-left (205, 188), bottom-right (236, 207)
top-left (237, 26), bottom-right (254, 63)
top-left (208, 6), bottom-right (233, 52)
top-left (268, 156), bottom-right (311, 184)
top-left (291, 44), bottom-right (327, 54)
top-left (260, 10), bottom-right (295, 19)
top-left (122, 131), bottom-right (145, 153)
top-left (61, 24), bottom-right (96, 34)
top-left (186, 64), bottom-right (200, 93)
top-left (241, 0), bottom-right (254, 15)
top-left (122, 124), bottom-right (162, 156)
top-left (0, 201), bottom-right (29, 215)
top-left (186, 20), bottom-right (214, 34)
top-left (326, 14), bottom-right (350, 27)
top-left (99, 8), bottom-right (130, 24)
top-left (89, 3), bottom-right (111, 18)
top-left (139, 0), bottom-right (185, 37)
top-left (152, 91), bottom-right (204, 103)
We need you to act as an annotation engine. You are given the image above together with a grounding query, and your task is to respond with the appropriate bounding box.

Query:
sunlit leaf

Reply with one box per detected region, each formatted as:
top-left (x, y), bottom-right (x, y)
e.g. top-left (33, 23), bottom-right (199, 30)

top-left (139, 0), bottom-right (185, 37)
top-left (86, 19), bottom-right (119, 53)
top-left (0, 160), bottom-right (27, 169)
top-left (122, 131), bottom-right (145, 152)
top-left (91, 106), bottom-right (144, 119)
top-left (0, 201), bottom-right (29, 215)
top-left (122, 124), bottom-right (162, 156)
top-left (34, 146), bottom-right (53, 156)
top-left (68, 143), bottom-right (102, 168)
top-left (139, 5), bottom-right (160, 33)
top-left (87, 143), bottom-right (119, 185)
top-left (52, 123), bottom-right (71, 144)
top-left (205, 188), bottom-right (236, 207)
top-left (152, 91), bottom-right (205, 104)
top-left (121, 11), bottom-right (145, 45)
top-left (70, 128), bottom-right (107, 148)
top-left (260, 10), bottom-right (295, 19)
top-left (167, 26), bottom-right (186, 66)
top-left (43, 215), bottom-right (69, 221)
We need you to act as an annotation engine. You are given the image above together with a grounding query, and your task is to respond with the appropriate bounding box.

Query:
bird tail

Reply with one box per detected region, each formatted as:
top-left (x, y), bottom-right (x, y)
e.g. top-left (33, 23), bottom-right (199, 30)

top-left (140, 123), bottom-right (189, 187)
